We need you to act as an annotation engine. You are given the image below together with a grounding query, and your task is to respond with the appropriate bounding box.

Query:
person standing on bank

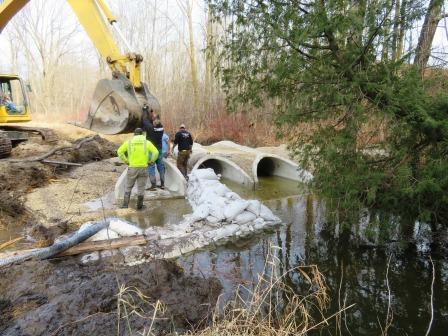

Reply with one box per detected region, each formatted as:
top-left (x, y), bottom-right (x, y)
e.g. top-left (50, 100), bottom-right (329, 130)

top-left (117, 128), bottom-right (159, 210)
top-left (172, 124), bottom-right (193, 180)
top-left (142, 105), bottom-right (165, 189)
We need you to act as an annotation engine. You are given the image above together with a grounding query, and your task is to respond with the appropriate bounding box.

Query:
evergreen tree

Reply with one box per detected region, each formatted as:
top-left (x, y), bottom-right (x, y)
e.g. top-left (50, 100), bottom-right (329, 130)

top-left (209, 0), bottom-right (448, 238)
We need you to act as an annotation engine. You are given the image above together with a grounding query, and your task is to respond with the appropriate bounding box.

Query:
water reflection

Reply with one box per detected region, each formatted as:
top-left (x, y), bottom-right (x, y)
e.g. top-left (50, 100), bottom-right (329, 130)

top-left (179, 179), bottom-right (448, 335)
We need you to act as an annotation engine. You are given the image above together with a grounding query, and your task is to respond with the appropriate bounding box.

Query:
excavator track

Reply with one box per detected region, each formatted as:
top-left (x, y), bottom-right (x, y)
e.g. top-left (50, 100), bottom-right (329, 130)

top-left (0, 125), bottom-right (58, 143)
top-left (0, 136), bottom-right (12, 158)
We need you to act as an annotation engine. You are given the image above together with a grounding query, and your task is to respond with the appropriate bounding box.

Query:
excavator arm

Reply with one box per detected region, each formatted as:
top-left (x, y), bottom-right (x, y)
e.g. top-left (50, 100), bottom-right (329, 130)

top-left (0, 0), bottom-right (160, 134)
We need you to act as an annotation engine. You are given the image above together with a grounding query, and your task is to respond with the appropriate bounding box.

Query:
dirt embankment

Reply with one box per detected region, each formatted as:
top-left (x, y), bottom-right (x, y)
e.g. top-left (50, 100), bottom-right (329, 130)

top-left (0, 134), bottom-right (119, 231)
top-left (0, 259), bottom-right (221, 336)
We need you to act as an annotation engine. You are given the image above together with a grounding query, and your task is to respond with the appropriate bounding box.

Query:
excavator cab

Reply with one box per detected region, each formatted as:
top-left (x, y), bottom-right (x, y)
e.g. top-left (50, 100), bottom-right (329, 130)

top-left (0, 74), bottom-right (31, 123)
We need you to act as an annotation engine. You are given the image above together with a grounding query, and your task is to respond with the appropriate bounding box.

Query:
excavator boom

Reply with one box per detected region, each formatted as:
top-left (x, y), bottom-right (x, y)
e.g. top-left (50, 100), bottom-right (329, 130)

top-left (0, 0), bottom-right (160, 134)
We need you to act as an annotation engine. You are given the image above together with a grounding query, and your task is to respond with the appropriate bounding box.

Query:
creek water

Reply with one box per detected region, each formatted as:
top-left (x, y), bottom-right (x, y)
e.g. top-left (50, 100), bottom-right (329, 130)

top-left (2, 174), bottom-right (446, 334)
top-left (175, 176), bottom-right (448, 335)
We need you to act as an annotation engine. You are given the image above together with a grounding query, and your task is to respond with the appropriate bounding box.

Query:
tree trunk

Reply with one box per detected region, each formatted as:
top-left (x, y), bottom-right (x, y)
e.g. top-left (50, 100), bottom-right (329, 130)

top-left (205, 4), bottom-right (216, 119)
top-left (414, 0), bottom-right (444, 76)
top-left (391, 0), bottom-right (401, 61)
top-left (186, 0), bottom-right (200, 113)
top-left (382, 0), bottom-right (393, 61)
top-left (396, 0), bottom-right (407, 60)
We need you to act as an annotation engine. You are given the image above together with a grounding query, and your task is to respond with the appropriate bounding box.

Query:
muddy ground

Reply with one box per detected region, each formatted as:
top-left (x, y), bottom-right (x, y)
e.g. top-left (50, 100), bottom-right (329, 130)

top-left (0, 131), bottom-right (119, 234)
top-left (0, 258), bottom-right (221, 336)
top-left (0, 124), bottom-right (293, 336)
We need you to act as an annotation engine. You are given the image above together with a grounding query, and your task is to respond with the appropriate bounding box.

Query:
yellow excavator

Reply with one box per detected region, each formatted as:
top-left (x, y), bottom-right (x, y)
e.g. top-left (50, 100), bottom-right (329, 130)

top-left (0, 0), bottom-right (160, 156)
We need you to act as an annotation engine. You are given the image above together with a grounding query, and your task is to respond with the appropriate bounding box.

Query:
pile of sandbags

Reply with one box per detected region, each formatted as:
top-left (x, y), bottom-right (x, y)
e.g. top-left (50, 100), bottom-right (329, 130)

top-left (187, 168), bottom-right (280, 228)
top-left (75, 169), bottom-right (282, 264)
top-left (78, 217), bottom-right (143, 242)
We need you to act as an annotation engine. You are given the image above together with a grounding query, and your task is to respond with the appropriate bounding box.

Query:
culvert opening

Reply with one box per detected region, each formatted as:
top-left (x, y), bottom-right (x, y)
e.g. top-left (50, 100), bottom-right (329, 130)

top-left (199, 159), bottom-right (223, 175)
top-left (257, 157), bottom-right (275, 176)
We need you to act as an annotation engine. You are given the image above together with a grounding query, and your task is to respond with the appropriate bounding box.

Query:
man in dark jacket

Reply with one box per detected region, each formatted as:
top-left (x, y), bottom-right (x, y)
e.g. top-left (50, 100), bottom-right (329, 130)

top-left (142, 105), bottom-right (165, 189)
top-left (172, 124), bottom-right (193, 180)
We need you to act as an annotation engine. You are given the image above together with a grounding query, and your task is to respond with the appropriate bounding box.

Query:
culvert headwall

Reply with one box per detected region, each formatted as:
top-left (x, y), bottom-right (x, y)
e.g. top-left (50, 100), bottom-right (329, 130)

top-left (192, 155), bottom-right (254, 188)
top-left (252, 154), bottom-right (313, 184)
top-left (115, 159), bottom-right (186, 200)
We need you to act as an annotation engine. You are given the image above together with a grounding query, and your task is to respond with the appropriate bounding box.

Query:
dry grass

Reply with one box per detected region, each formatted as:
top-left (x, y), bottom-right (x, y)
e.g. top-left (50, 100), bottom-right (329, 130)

top-left (116, 284), bottom-right (167, 336)
top-left (0, 237), bottom-right (23, 251)
top-left (193, 114), bottom-right (279, 147)
top-left (115, 245), bottom-right (354, 336)
top-left (186, 246), bottom-right (335, 336)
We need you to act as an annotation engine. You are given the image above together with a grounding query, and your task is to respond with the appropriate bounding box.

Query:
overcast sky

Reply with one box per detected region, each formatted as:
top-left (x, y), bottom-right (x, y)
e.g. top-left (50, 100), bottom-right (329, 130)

top-left (1, 0), bottom-right (447, 73)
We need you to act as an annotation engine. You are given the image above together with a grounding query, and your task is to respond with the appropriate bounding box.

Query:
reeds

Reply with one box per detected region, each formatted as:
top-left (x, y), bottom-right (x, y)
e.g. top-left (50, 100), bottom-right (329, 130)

top-left (116, 245), bottom-right (354, 336)
top-left (186, 245), bottom-right (335, 336)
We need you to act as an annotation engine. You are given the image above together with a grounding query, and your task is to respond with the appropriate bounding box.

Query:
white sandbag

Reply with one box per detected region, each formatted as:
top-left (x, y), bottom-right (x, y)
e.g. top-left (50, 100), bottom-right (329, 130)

top-left (224, 200), bottom-right (249, 220)
top-left (246, 200), bottom-right (262, 216)
top-left (198, 189), bottom-right (220, 204)
top-left (204, 224), bottom-right (240, 241)
top-left (253, 218), bottom-right (266, 230)
top-left (206, 215), bottom-right (220, 224)
top-left (225, 192), bottom-right (241, 200)
top-left (87, 228), bottom-right (120, 241)
top-left (234, 211), bottom-right (257, 225)
top-left (190, 203), bottom-right (210, 221)
top-left (192, 168), bottom-right (219, 180)
top-left (208, 199), bottom-right (226, 220)
top-left (260, 204), bottom-right (280, 222)
top-left (213, 184), bottom-right (231, 197)
top-left (109, 218), bottom-right (143, 236)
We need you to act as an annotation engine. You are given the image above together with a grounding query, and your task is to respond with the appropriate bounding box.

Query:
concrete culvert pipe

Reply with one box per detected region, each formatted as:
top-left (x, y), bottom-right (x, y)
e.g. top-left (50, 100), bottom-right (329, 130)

top-left (257, 157), bottom-right (276, 177)
top-left (115, 158), bottom-right (186, 200)
top-left (193, 155), bottom-right (254, 188)
top-left (252, 154), bottom-right (313, 184)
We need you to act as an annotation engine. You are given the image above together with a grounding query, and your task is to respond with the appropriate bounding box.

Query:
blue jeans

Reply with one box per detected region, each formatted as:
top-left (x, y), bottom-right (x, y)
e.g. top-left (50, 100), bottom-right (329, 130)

top-left (147, 155), bottom-right (165, 186)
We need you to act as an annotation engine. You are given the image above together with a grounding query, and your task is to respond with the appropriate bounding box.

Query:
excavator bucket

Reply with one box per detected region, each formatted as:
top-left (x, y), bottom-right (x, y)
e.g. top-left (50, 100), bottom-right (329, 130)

top-left (73, 76), bottom-right (160, 134)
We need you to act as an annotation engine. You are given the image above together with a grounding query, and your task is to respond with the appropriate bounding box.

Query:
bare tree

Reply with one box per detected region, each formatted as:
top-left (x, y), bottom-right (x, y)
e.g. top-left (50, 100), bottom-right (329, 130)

top-left (414, 0), bottom-right (445, 75)
top-left (177, 0), bottom-right (200, 114)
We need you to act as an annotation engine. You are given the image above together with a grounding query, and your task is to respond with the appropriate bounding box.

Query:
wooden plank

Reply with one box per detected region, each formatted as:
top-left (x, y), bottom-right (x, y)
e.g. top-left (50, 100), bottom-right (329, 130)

top-left (57, 235), bottom-right (147, 256)
top-left (0, 235), bottom-right (147, 260)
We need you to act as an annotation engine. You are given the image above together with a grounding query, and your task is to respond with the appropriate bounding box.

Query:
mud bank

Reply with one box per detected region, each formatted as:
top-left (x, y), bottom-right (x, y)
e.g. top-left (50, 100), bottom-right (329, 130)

top-left (0, 135), bottom-right (120, 248)
top-left (0, 258), bottom-right (221, 336)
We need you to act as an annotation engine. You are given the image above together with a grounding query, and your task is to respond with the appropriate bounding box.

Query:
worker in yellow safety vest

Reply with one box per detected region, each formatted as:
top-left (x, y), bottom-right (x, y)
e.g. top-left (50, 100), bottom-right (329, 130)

top-left (117, 128), bottom-right (159, 210)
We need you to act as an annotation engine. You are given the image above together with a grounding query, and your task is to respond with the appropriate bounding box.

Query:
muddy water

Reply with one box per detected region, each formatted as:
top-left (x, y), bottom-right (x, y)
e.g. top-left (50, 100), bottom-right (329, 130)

top-left (122, 198), bottom-right (191, 228)
top-left (177, 177), bottom-right (448, 335)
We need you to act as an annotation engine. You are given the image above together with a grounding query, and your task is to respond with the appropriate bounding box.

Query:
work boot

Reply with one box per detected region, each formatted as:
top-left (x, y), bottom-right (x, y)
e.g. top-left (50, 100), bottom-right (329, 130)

top-left (159, 179), bottom-right (165, 190)
top-left (121, 192), bottom-right (131, 209)
top-left (149, 175), bottom-right (157, 190)
top-left (137, 195), bottom-right (145, 210)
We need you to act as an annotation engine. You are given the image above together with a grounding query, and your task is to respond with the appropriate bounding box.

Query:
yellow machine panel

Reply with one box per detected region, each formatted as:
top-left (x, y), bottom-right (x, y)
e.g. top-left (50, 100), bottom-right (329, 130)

top-left (0, 74), bottom-right (31, 123)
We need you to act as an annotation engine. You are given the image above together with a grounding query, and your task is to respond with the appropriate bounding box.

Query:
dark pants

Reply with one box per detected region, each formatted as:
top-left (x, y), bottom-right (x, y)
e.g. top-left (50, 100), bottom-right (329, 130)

top-left (177, 150), bottom-right (190, 179)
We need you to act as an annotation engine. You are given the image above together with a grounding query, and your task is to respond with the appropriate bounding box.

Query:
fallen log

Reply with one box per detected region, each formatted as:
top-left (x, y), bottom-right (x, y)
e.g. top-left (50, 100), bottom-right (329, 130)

top-left (7, 135), bottom-right (96, 163)
top-left (0, 235), bottom-right (147, 260)
top-left (42, 159), bottom-right (82, 166)
top-left (0, 218), bottom-right (110, 267)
